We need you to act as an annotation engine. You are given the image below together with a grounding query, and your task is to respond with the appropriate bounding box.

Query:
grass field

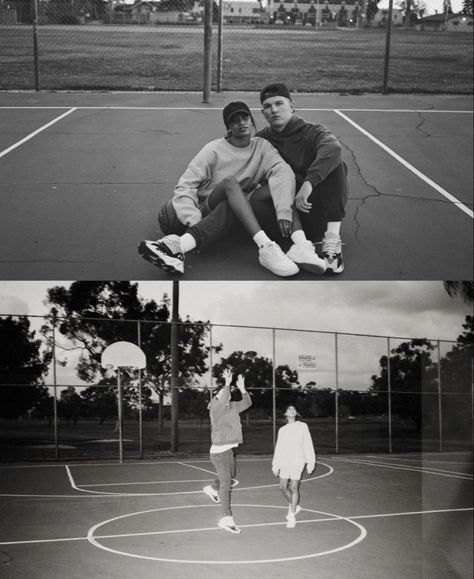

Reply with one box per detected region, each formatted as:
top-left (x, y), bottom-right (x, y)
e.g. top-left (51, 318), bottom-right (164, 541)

top-left (1, 415), bottom-right (470, 463)
top-left (0, 24), bottom-right (472, 92)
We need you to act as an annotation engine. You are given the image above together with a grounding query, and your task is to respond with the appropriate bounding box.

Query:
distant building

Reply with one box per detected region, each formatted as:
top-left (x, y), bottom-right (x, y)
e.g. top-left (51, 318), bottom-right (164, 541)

top-left (269, 0), bottom-right (365, 27)
top-left (421, 12), bottom-right (473, 32)
top-left (223, 1), bottom-right (267, 24)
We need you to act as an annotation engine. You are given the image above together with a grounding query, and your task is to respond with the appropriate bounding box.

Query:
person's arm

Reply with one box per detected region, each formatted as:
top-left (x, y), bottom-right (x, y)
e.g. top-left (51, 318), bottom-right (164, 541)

top-left (233, 374), bottom-right (252, 412)
top-left (172, 144), bottom-right (214, 227)
top-left (214, 368), bottom-right (232, 407)
top-left (303, 423), bottom-right (316, 474)
top-left (295, 125), bottom-right (343, 214)
top-left (272, 430), bottom-right (282, 476)
top-left (260, 140), bottom-right (296, 235)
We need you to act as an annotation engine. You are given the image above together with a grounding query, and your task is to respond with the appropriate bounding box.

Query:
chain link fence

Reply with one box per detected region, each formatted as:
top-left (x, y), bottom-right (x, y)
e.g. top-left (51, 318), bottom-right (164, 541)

top-left (1, 314), bottom-right (472, 462)
top-left (0, 0), bottom-right (472, 93)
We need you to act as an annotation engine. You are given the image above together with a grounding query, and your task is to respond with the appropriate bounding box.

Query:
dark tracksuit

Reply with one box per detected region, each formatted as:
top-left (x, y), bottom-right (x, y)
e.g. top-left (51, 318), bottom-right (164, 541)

top-left (256, 115), bottom-right (349, 242)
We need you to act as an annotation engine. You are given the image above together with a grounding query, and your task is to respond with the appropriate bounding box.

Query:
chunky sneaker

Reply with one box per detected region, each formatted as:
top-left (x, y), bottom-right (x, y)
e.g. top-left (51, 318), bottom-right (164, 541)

top-left (258, 241), bottom-right (299, 277)
top-left (218, 516), bottom-right (241, 534)
top-left (138, 235), bottom-right (184, 274)
top-left (321, 232), bottom-right (344, 274)
top-left (286, 505), bottom-right (302, 520)
top-left (286, 241), bottom-right (326, 274)
top-left (286, 514), bottom-right (296, 529)
top-left (203, 485), bottom-right (220, 504)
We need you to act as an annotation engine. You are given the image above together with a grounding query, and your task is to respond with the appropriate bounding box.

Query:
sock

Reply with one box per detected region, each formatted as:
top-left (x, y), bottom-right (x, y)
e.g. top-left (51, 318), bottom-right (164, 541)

top-left (326, 222), bottom-right (341, 237)
top-left (179, 233), bottom-right (197, 253)
top-left (253, 230), bottom-right (271, 247)
top-left (291, 230), bottom-right (307, 245)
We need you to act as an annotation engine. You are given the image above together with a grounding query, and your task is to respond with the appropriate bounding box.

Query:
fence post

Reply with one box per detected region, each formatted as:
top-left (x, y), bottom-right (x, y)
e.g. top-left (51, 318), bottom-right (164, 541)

top-left (272, 328), bottom-right (276, 450)
top-left (437, 340), bottom-right (442, 452)
top-left (32, 0), bottom-right (40, 91)
top-left (170, 281), bottom-right (180, 452)
top-left (202, 0), bottom-right (213, 103)
top-left (216, 0), bottom-right (223, 92)
top-left (382, 0), bottom-right (394, 94)
top-left (52, 310), bottom-right (59, 460)
top-left (335, 332), bottom-right (339, 454)
top-left (387, 337), bottom-right (392, 453)
top-left (117, 368), bottom-right (124, 463)
top-left (137, 320), bottom-right (143, 459)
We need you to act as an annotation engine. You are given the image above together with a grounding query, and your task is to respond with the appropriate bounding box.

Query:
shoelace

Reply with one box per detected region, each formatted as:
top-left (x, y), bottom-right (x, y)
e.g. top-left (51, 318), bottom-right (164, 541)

top-left (318, 238), bottom-right (343, 257)
top-left (161, 235), bottom-right (182, 255)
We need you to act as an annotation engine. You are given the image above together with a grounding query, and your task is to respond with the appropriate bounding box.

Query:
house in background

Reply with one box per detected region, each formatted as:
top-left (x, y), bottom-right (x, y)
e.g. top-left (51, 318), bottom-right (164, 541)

top-left (421, 12), bottom-right (473, 31)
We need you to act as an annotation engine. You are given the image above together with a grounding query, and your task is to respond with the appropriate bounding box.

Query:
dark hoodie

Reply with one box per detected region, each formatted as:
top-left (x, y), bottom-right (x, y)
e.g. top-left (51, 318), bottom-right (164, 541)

top-left (208, 385), bottom-right (252, 446)
top-left (257, 115), bottom-right (343, 189)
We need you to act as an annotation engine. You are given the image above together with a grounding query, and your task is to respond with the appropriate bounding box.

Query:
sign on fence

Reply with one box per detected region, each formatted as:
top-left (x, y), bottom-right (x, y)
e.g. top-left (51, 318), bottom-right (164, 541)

top-left (297, 354), bottom-right (317, 370)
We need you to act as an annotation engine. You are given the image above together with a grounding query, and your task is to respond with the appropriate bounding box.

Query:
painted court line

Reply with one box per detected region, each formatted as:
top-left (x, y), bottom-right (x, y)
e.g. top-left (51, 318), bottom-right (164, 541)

top-left (332, 457), bottom-right (473, 480)
top-left (0, 108), bottom-right (76, 160)
top-left (1, 505), bottom-right (470, 548)
top-left (0, 106), bottom-right (472, 113)
top-left (335, 109), bottom-right (473, 219)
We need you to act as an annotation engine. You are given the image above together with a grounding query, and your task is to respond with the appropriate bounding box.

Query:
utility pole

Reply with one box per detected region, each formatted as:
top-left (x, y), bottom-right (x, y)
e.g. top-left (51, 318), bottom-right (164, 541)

top-left (170, 281), bottom-right (180, 452)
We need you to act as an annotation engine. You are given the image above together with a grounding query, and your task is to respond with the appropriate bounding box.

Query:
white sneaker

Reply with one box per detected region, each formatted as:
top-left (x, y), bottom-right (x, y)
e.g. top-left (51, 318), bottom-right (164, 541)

top-left (286, 514), bottom-right (296, 529)
top-left (286, 505), bottom-right (302, 520)
top-left (203, 485), bottom-right (220, 504)
top-left (286, 241), bottom-right (326, 274)
top-left (138, 234), bottom-right (184, 274)
top-left (218, 516), bottom-right (241, 534)
top-left (258, 241), bottom-right (299, 277)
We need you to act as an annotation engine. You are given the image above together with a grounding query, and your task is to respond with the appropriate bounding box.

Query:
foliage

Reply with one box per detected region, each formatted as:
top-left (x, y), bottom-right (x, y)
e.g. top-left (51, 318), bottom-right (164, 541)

top-left (42, 281), bottom-right (220, 422)
top-left (462, 0), bottom-right (473, 15)
top-left (0, 316), bottom-right (51, 419)
top-left (212, 350), bottom-right (299, 415)
top-left (369, 338), bottom-right (438, 430)
top-left (443, 281), bottom-right (474, 303)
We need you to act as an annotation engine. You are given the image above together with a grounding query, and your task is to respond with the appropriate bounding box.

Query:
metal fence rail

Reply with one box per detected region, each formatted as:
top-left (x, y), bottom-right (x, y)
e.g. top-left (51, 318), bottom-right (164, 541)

top-left (1, 314), bottom-right (472, 462)
top-left (0, 0), bottom-right (472, 94)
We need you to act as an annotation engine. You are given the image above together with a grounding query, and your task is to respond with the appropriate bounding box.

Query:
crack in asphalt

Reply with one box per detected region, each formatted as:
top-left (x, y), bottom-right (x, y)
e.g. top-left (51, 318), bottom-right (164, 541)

top-left (415, 112), bottom-right (431, 138)
top-left (342, 141), bottom-right (385, 241)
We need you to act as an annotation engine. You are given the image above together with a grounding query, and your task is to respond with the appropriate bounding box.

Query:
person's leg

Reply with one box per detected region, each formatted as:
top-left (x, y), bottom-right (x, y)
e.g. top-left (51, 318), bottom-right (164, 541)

top-left (208, 177), bottom-right (299, 278)
top-left (279, 477), bottom-right (292, 503)
top-left (305, 162), bottom-right (348, 273)
top-left (210, 450), bottom-right (233, 519)
top-left (288, 479), bottom-right (301, 513)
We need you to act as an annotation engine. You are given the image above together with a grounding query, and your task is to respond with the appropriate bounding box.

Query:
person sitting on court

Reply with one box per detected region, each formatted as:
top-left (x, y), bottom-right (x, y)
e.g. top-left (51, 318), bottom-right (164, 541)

top-left (203, 369), bottom-right (252, 534)
top-left (138, 101), bottom-right (326, 277)
top-left (272, 405), bottom-right (316, 529)
top-left (256, 83), bottom-right (349, 274)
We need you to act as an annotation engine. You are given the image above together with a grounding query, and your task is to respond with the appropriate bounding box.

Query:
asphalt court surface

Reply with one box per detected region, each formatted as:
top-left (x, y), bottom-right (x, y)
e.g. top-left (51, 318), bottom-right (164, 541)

top-left (0, 453), bottom-right (472, 578)
top-left (0, 92), bottom-right (472, 280)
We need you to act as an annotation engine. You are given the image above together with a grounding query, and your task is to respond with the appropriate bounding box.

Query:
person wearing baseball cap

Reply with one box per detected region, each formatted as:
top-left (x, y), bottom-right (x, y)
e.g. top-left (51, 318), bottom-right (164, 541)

top-left (256, 83), bottom-right (349, 274)
top-left (138, 100), bottom-right (326, 277)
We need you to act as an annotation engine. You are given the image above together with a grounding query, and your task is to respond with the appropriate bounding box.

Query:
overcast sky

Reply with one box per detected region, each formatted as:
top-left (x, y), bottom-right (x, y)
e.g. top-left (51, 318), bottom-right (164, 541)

top-left (0, 280), bottom-right (471, 391)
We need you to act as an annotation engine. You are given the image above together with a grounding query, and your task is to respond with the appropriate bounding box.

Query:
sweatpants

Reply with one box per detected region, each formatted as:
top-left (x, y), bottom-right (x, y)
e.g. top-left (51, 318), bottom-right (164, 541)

top-left (210, 448), bottom-right (237, 519)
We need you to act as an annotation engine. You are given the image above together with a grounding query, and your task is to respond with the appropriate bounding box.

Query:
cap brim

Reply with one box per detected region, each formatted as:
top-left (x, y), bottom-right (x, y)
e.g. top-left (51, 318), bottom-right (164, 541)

top-left (227, 109), bottom-right (251, 122)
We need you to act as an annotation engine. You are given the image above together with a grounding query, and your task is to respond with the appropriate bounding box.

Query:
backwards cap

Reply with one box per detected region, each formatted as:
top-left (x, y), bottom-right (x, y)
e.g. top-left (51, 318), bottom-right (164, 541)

top-left (260, 83), bottom-right (292, 104)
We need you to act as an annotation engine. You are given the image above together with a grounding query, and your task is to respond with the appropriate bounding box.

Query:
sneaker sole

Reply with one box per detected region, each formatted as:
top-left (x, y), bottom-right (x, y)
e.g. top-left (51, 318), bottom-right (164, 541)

top-left (259, 259), bottom-right (299, 277)
top-left (218, 524), bottom-right (241, 534)
top-left (138, 242), bottom-right (184, 274)
top-left (296, 261), bottom-right (326, 275)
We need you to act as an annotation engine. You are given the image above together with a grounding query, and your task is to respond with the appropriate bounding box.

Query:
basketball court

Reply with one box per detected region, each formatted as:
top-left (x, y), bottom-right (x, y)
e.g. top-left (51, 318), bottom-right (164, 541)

top-left (0, 452), bottom-right (472, 578)
top-left (0, 91), bottom-right (472, 280)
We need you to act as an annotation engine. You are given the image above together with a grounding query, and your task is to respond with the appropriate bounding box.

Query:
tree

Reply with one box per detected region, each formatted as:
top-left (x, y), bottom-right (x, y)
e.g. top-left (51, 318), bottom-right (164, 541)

top-left (462, 0), bottom-right (473, 15)
top-left (439, 315), bottom-right (473, 439)
top-left (212, 350), bottom-right (300, 416)
top-left (0, 316), bottom-right (50, 419)
top-left (365, 0), bottom-right (379, 25)
top-left (443, 281), bottom-right (474, 303)
top-left (42, 282), bottom-right (218, 426)
top-left (58, 386), bottom-right (83, 425)
top-left (369, 338), bottom-right (438, 431)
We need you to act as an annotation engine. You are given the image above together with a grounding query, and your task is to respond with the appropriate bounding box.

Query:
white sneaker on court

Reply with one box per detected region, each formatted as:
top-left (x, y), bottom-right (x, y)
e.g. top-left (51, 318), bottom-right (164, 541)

top-left (258, 241), bottom-right (299, 277)
top-left (286, 241), bottom-right (326, 274)
top-left (286, 504), bottom-right (302, 520)
top-left (286, 514), bottom-right (296, 529)
top-left (203, 485), bottom-right (220, 503)
top-left (218, 516), bottom-right (241, 534)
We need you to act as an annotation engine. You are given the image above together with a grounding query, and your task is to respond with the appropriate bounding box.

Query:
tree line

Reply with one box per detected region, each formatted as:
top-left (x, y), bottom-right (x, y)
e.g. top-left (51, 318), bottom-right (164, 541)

top-left (0, 282), bottom-right (472, 438)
